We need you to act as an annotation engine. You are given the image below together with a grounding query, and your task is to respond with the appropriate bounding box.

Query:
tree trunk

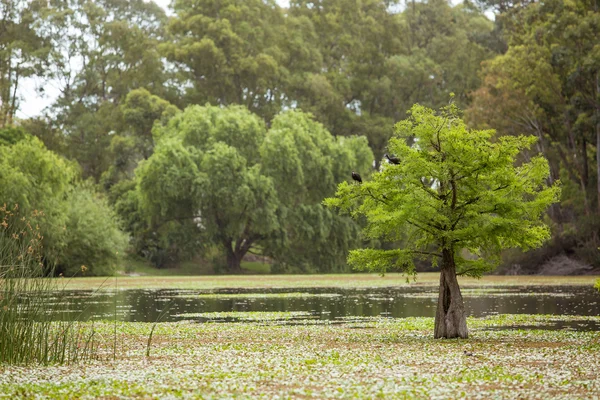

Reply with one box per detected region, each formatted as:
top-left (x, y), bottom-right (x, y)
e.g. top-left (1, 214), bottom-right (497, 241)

top-left (596, 72), bottom-right (600, 215)
top-left (225, 249), bottom-right (243, 273)
top-left (434, 248), bottom-right (468, 339)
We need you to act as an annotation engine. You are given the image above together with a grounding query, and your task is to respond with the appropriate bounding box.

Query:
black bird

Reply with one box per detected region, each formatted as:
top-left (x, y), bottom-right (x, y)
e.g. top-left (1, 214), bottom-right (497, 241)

top-left (384, 153), bottom-right (400, 165)
top-left (351, 171), bottom-right (362, 183)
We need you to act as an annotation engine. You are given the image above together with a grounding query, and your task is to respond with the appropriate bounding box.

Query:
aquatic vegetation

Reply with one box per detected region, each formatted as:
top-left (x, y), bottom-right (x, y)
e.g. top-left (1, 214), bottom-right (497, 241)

top-left (0, 315), bottom-right (598, 398)
top-left (0, 207), bottom-right (99, 365)
top-left (176, 292), bottom-right (343, 299)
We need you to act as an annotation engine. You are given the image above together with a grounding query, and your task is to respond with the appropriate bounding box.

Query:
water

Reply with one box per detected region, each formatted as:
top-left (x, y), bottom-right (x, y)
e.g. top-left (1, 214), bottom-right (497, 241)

top-left (43, 285), bottom-right (600, 329)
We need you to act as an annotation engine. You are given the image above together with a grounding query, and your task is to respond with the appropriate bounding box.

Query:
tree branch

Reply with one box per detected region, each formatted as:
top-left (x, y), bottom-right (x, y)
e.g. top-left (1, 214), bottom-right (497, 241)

top-left (409, 250), bottom-right (442, 258)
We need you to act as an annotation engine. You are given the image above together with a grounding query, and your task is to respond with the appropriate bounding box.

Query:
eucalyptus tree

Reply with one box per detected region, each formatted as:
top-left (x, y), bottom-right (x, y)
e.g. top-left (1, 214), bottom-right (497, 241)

top-left (325, 103), bottom-right (559, 338)
top-left (47, 0), bottom-right (171, 180)
top-left (163, 0), bottom-right (291, 122)
top-left (468, 0), bottom-right (600, 254)
top-left (0, 0), bottom-right (54, 127)
top-left (289, 0), bottom-right (497, 162)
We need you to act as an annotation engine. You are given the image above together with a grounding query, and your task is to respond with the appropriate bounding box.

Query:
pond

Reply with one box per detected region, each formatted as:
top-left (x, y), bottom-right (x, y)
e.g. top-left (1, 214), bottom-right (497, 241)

top-left (44, 285), bottom-right (600, 330)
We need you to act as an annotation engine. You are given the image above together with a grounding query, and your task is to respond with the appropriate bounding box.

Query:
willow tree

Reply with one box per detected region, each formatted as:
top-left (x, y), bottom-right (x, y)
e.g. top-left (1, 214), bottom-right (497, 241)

top-left (325, 103), bottom-right (560, 338)
top-left (136, 105), bottom-right (280, 272)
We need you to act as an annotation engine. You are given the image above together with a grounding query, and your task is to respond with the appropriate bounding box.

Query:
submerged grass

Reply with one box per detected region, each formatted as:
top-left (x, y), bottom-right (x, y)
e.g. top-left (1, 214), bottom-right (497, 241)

top-left (0, 314), bottom-right (598, 399)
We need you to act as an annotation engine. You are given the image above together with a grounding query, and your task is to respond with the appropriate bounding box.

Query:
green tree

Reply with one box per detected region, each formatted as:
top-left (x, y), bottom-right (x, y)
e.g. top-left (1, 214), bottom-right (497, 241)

top-left (136, 105), bottom-right (374, 272)
top-left (0, 0), bottom-right (53, 127)
top-left (325, 103), bottom-right (560, 338)
top-left (47, 0), bottom-right (171, 180)
top-left (58, 183), bottom-right (128, 276)
top-left (468, 0), bottom-right (600, 265)
top-left (163, 0), bottom-right (290, 121)
top-left (289, 0), bottom-right (497, 162)
top-left (0, 135), bottom-right (127, 275)
top-left (136, 105), bottom-right (280, 272)
top-left (260, 111), bottom-right (373, 272)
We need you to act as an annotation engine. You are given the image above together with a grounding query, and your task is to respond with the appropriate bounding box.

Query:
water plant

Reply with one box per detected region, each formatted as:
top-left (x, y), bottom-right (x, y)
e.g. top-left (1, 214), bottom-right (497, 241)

top-left (0, 205), bottom-right (97, 365)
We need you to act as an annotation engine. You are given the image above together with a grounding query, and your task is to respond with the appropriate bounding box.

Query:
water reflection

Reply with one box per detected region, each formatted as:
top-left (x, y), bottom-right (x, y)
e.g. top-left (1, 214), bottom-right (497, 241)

top-left (42, 286), bottom-right (600, 327)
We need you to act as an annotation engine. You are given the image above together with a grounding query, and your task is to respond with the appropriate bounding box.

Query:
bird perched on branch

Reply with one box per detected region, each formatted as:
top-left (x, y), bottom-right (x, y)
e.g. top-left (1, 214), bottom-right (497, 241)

top-left (384, 154), bottom-right (400, 165)
top-left (351, 171), bottom-right (362, 183)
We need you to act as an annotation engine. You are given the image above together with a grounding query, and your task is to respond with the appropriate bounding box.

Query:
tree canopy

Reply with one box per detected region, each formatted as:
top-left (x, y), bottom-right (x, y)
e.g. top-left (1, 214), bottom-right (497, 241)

top-left (2, 0), bottom-right (598, 274)
top-left (325, 103), bottom-right (560, 337)
top-left (0, 134), bottom-right (127, 275)
top-left (135, 105), bottom-right (372, 272)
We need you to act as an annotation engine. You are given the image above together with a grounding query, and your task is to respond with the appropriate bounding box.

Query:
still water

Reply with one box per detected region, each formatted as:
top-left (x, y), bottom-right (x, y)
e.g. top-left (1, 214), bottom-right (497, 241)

top-left (46, 285), bottom-right (599, 328)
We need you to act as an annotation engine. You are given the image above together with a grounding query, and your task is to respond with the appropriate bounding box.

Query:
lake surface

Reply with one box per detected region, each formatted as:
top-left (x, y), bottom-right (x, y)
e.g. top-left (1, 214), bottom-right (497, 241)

top-left (44, 285), bottom-right (600, 329)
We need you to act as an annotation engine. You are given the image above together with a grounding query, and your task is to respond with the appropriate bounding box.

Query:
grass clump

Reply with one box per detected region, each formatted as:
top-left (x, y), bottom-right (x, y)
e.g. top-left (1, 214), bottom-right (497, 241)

top-left (0, 205), bottom-right (97, 365)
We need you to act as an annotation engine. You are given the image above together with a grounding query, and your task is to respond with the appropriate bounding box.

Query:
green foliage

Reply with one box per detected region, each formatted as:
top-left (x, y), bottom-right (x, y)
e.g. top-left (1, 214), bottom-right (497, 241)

top-left (595, 279), bottom-right (600, 293)
top-left (47, 0), bottom-right (171, 180)
top-left (289, 0), bottom-right (498, 160)
top-left (468, 0), bottom-right (600, 267)
top-left (163, 0), bottom-right (289, 121)
top-left (137, 105), bottom-right (279, 271)
top-left (135, 105), bottom-right (373, 272)
top-left (0, 135), bottom-right (126, 275)
top-left (58, 184), bottom-right (128, 277)
top-left (0, 126), bottom-right (26, 145)
top-left (325, 103), bottom-right (560, 277)
top-left (0, 136), bottom-right (74, 260)
top-left (0, 206), bottom-right (98, 365)
top-left (0, 0), bottom-right (54, 127)
top-left (261, 111), bottom-right (373, 272)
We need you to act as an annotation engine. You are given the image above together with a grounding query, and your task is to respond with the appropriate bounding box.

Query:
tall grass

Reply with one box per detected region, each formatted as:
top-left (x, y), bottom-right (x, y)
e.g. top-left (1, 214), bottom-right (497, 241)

top-left (0, 204), bottom-right (97, 365)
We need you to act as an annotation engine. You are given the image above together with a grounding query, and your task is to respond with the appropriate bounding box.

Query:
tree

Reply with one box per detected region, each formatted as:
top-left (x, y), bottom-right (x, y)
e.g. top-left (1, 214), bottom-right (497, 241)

top-left (289, 0), bottom-right (498, 162)
top-left (0, 135), bottom-right (127, 275)
top-left (468, 0), bottom-right (600, 265)
top-left (135, 105), bottom-right (374, 272)
top-left (325, 103), bottom-right (560, 338)
top-left (0, 0), bottom-right (53, 127)
top-left (46, 0), bottom-right (171, 180)
top-left (260, 111), bottom-right (373, 272)
top-left (163, 0), bottom-right (290, 121)
top-left (136, 105), bottom-right (280, 272)
top-left (100, 89), bottom-right (179, 192)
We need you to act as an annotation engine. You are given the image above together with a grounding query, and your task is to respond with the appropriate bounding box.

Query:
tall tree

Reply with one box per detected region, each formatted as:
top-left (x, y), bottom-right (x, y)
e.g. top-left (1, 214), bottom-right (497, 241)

top-left (469, 0), bottom-right (600, 254)
top-left (0, 0), bottom-right (53, 127)
top-left (325, 103), bottom-right (559, 338)
top-left (47, 0), bottom-right (170, 180)
top-left (289, 0), bottom-right (497, 161)
top-left (136, 105), bottom-right (280, 272)
top-left (163, 0), bottom-right (291, 121)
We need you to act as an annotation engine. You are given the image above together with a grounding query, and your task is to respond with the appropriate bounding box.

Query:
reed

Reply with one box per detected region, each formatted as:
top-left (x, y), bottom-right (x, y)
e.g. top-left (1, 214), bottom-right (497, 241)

top-left (0, 204), bottom-right (97, 365)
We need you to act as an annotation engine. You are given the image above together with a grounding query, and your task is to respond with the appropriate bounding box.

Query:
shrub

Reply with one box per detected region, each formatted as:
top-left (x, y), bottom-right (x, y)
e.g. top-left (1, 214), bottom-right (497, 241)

top-left (57, 185), bottom-right (128, 276)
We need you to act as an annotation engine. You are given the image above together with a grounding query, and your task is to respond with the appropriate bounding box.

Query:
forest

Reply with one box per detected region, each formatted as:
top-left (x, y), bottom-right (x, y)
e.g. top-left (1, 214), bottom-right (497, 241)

top-left (1, 0), bottom-right (599, 276)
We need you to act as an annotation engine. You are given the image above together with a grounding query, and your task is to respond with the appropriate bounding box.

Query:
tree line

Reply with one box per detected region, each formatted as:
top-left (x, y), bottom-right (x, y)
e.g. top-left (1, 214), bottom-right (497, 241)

top-left (0, 0), bottom-right (598, 274)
